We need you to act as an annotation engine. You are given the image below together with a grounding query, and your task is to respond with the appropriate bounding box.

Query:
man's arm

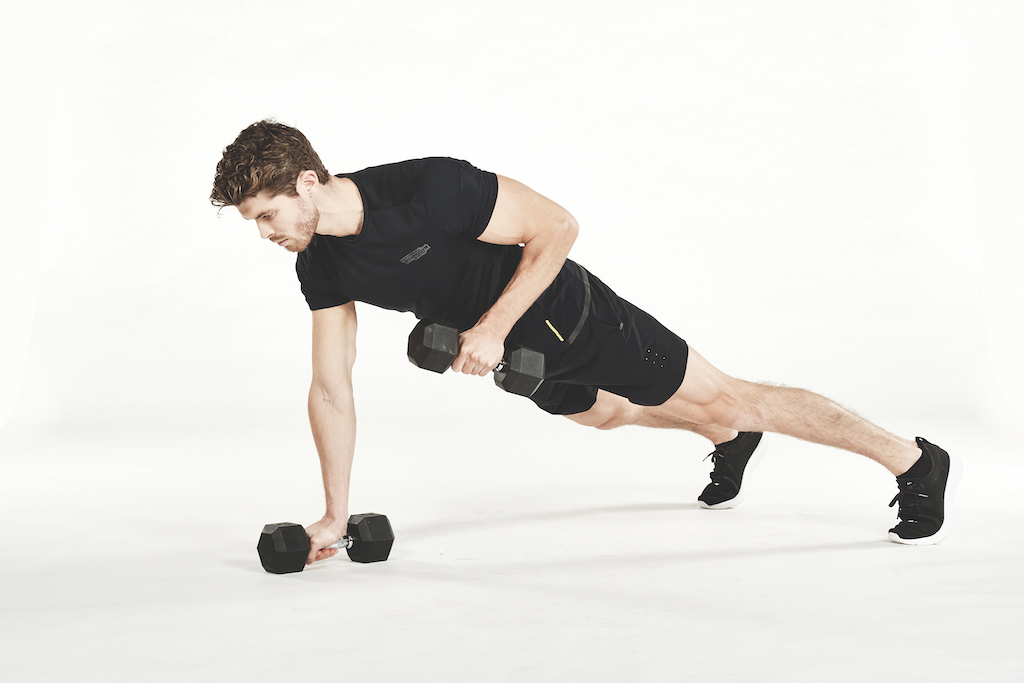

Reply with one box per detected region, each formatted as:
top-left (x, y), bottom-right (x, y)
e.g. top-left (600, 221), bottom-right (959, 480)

top-left (451, 174), bottom-right (579, 375)
top-left (304, 301), bottom-right (358, 565)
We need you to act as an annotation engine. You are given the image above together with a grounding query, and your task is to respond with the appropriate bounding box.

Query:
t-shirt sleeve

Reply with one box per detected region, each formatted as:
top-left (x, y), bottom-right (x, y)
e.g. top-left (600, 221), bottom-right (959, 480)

top-left (426, 158), bottom-right (499, 239)
top-left (296, 251), bottom-right (352, 311)
top-left (300, 281), bottom-right (352, 310)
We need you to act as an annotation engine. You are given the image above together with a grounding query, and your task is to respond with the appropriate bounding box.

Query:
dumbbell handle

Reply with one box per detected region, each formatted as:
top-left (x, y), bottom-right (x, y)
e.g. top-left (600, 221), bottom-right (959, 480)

top-left (325, 536), bottom-right (355, 551)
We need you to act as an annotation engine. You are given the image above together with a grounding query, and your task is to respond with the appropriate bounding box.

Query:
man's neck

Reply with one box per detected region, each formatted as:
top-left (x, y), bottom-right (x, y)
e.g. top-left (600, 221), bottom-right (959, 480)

top-left (314, 176), bottom-right (364, 238)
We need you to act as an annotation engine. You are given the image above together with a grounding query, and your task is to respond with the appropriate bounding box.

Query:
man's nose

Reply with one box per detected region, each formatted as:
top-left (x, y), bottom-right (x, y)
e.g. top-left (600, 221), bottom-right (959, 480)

top-left (257, 221), bottom-right (273, 239)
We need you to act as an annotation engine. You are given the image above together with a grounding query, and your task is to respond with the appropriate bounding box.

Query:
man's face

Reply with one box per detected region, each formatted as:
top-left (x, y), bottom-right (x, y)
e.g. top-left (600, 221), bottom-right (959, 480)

top-left (237, 191), bottom-right (319, 253)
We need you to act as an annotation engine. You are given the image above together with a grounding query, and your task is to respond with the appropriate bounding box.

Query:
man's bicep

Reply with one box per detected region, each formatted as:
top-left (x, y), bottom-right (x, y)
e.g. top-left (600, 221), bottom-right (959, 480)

top-left (477, 175), bottom-right (578, 246)
top-left (311, 302), bottom-right (358, 393)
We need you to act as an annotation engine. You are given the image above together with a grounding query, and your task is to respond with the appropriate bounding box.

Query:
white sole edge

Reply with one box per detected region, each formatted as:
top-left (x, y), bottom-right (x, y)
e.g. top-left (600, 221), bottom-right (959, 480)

top-left (888, 450), bottom-right (963, 546)
top-left (699, 432), bottom-right (774, 510)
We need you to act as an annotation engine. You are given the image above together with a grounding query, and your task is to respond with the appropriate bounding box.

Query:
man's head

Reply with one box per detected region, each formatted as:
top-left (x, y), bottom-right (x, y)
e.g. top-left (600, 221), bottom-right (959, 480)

top-left (212, 120), bottom-right (331, 252)
top-left (210, 119), bottom-right (331, 208)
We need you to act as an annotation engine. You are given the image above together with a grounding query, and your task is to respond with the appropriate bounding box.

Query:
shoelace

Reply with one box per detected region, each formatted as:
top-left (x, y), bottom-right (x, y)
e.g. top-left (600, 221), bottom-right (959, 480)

top-left (703, 446), bottom-right (731, 485)
top-left (889, 479), bottom-right (929, 522)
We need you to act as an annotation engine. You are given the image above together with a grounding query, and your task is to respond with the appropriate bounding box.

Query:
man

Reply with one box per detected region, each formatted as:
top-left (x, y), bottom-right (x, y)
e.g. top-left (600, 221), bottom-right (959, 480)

top-left (211, 120), bottom-right (961, 566)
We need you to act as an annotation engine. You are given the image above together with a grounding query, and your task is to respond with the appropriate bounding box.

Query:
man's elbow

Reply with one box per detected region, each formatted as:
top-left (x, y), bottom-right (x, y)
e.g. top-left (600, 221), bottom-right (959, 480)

top-left (560, 214), bottom-right (579, 247)
top-left (519, 213), bottom-right (578, 253)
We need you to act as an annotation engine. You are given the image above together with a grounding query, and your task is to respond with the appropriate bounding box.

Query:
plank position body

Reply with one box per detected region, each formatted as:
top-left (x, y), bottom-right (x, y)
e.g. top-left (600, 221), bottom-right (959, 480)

top-left (211, 120), bottom-right (962, 564)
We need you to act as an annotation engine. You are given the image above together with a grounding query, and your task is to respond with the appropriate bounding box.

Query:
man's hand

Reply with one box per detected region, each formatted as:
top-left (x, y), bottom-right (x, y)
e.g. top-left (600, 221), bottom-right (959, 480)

top-left (451, 326), bottom-right (506, 376)
top-left (304, 516), bottom-right (348, 565)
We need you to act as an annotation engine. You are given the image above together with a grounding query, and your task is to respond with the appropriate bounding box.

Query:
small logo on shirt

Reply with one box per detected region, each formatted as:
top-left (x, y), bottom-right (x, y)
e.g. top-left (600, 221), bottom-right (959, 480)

top-left (401, 244), bottom-right (431, 264)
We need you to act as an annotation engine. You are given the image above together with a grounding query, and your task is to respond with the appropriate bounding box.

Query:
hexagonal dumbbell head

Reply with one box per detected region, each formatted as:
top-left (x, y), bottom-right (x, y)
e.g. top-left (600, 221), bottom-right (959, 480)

top-left (257, 522), bottom-right (311, 574)
top-left (346, 513), bottom-right (395, 563)
top-left (494, 347), bottom-right (545, 397)
top-left (407, 320), bottom-right (459, 373)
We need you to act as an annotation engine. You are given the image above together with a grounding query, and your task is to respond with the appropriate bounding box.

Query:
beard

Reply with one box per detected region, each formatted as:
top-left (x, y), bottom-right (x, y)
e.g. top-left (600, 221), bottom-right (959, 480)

top-left (288, 198), bottom-right (319, 252)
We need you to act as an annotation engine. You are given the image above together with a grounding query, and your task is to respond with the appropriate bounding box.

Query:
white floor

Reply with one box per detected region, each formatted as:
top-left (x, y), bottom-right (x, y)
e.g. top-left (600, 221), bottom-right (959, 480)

top-left (1, 412), bottom-right (1021, 682)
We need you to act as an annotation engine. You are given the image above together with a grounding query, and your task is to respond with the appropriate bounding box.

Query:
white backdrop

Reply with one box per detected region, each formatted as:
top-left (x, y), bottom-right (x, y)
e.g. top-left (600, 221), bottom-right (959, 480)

top-left (1, 0), bottom-right (1022, 442)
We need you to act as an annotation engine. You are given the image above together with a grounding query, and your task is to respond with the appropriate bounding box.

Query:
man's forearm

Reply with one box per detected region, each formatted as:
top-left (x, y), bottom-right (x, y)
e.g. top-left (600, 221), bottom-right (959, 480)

top-left (307, 385), bottom-right (356, 524)
top-left (474, 220), bottom-right (579, 338)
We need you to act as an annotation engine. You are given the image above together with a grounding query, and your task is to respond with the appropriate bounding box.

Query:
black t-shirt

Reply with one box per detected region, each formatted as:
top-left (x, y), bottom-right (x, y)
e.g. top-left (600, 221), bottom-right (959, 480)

top-left (296, 157), bottom-right (588, 359)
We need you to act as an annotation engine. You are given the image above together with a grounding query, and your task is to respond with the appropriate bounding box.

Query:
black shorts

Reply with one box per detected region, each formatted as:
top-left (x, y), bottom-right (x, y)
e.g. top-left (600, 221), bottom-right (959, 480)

top-left (521, 268), bottom-right (689, 416)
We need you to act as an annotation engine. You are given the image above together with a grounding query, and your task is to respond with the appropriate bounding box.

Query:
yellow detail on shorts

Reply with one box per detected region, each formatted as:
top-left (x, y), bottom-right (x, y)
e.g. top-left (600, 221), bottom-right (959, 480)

top-left (545, 319), bottom-right (565, 342)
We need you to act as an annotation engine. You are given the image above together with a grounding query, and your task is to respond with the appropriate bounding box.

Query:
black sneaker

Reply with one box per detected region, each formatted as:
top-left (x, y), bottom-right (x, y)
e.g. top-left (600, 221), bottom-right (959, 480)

top-left (698, 432), bottom-right (771, 509)
top-left (888, 437), bottom-right (962, 545)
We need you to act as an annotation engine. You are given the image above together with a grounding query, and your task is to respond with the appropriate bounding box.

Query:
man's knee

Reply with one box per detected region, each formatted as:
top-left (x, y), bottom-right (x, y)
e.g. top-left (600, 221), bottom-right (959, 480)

top-left (564, 392), bottom-right (637, 430)
top-left (703, 392), bottom-right (745, 429)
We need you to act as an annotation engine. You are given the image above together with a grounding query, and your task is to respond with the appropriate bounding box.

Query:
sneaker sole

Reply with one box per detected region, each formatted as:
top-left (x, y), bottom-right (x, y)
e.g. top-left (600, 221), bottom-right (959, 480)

top-left (699, 432), bottom-right (773, 510)
top-left (887, 450), bottom-right (963, 546)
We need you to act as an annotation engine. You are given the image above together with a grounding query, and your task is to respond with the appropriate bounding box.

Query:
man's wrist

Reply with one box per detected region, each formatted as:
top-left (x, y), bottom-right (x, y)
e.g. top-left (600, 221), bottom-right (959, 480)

top-left (474, 311), bottom-right (515, 340)
top-left (322, 511), bottom-right (349, 532)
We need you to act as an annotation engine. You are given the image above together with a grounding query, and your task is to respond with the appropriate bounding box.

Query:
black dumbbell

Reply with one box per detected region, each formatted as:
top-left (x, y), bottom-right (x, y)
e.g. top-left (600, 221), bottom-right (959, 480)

top-left (407, 319), bottom-right (545, 397)
top-left (257, 513), bottom-right (395, 574)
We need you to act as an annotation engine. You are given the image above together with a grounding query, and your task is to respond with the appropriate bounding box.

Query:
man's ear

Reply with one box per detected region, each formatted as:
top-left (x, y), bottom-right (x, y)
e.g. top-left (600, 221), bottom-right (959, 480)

top-left (295, 170), bottom-right (320, 197)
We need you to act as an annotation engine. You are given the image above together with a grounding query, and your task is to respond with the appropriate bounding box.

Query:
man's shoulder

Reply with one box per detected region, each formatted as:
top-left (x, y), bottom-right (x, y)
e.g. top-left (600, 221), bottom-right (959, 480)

top-left (350, 156), bottom-right (467, 175)
top-left (343, 157), bottom-right (474, 209)
top-left (296, 234), bottom-right (338, 278)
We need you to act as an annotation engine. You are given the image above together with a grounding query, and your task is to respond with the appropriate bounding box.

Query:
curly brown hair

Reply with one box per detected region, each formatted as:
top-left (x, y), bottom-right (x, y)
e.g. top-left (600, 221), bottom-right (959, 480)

top-left (210, 120), bottom-right (332, 207)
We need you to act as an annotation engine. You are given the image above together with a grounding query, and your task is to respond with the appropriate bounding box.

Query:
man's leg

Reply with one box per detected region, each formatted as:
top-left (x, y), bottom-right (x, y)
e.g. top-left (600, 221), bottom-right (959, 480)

top-left (563, 389), bottom-right (738, 443)
top-left (651, 348), bottom-right (962, 544)
top-left (658, 347), bottom-right (922, 476)
top-left (556, 346), bottom-right (958, 543)
top-left (561, 350), bottom-right (919, 476)
top-left (564, 389), bottom-right (770, 509)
